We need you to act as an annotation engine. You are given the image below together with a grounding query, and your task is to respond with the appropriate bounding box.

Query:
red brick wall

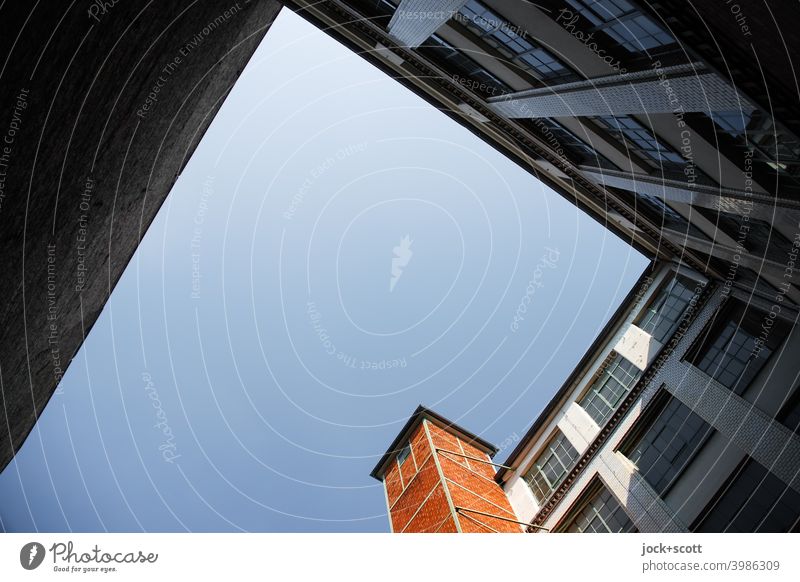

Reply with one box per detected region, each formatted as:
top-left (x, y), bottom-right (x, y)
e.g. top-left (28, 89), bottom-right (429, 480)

top-left (383, 419), bottom-right (522, 533)
top-left (391, 454), bottom-right (442, 531)
top-left (384, 461), bottom-right (403, 508)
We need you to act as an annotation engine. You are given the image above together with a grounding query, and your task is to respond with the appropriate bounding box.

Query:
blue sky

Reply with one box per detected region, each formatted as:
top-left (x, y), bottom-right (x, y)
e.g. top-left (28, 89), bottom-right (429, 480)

top-left (0, 9), bottom-right (646, 532)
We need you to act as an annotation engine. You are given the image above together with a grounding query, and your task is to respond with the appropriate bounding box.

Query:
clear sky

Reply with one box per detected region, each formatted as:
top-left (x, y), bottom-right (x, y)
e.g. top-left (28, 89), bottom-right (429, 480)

top-left (0, 9), bottom-right (647, 532)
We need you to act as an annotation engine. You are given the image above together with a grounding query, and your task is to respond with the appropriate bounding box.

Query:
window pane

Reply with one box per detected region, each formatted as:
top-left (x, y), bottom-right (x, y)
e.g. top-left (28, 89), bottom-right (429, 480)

top-left (777, 388), bottom-right (800, 436)
top-left (694, 458), bottom-right (800, 532)
top-left (625, 395), bottom-right (713, 495)
top-left (690, 300), bottom-right (788, 395)
top-left (534, 118), bottom-right (617, 169)
top-left (567, 0), bottom-right (635, 24)
top-left (695, 321), bottom-right (762, 392)
top-left (524, 431), bottom-right (580, 504)
top-left (637, 274), bottom-right (696, 343)
top-left (711, 111), bottom-right (752, 138)
top-left (595, 115), bottom-right (684, 166)
top-left (697, 207), bottom-right (797, 264)
top-left (629, 190), bottom-right (708, 240)
top-left (457, 0), bottom-right (578, 81)
top-left (397, 443), bottom-right (411, 465)
top-left (418, 35), bottom-right (511, 95)
top-left (566, 0), bottom-right (675, 53)
top-left (579, 353), bottom-right (642, 425)
top-left (710, 110), bottom-right (800, 176)
top-left (564, 484), bottom-right (638, 532)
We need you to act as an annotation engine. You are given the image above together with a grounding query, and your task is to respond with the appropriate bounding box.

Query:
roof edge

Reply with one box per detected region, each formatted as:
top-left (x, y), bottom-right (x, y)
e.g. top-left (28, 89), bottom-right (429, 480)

top-left (370, 405), bottom-right (498, 480)
top-left (494, 259), bottom-right (660, 482)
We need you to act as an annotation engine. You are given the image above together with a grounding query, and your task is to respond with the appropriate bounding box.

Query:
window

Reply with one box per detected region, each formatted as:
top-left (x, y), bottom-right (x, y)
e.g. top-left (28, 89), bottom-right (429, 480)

top-left (689, 300), bottom-right (789, 395)
top-left (566, 0), bottom-right (675, 53)
top-left (610, 188), bottom-right (709, 240)
top-left (457, 0), bottom-right (579, 82)
top-left (579, 353), bottom-right (642, 426)
top-left (693, 458), bottom-right (800, 532)
top-left (777, 387), bottom-right (800, 436)
top-left (396, 443), bottom-right (411, 466)
top-left (418, 35), bottom-right (511, 95)
top-left (710, 110), bottom-right (800, 176)
top-left (532, 118), bottom-right (617, 169)
top-left (348, 0), bottom-right (397, 25)
top-left (622, 390), bottom-right (714, 496)
top-left (697, 207), bottom-right (796, 264)
top-left (559, 481), bottom-right (638, 532)
top-left (636, 274), bottom-right (697, 344)
top-left (524, 431), bottom-right (581, 504)
top-left (637, 193), bottom-right (694, 234)
top-left (710, 110), bottom-right (751, 138)
top-left (594, 115), bottom-right (685, 166)
top-left (692, 253), bottom-right (780, 299)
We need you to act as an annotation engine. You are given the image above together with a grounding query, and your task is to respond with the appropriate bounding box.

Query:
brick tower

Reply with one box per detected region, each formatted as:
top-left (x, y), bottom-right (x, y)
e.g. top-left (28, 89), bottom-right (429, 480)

top-left (370, 406), bottom-right (524, 533)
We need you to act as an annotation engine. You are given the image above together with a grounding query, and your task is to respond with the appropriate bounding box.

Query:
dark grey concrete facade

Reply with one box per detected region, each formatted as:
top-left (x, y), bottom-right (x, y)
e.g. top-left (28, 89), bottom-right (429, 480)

top-left (0, 1), bottom-right (282, 471)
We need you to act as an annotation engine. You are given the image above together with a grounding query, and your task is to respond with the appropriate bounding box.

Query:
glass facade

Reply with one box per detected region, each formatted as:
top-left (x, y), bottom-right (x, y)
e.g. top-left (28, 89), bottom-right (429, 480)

top-left (525, 431), bottom-right (581, 504)
top-left (624, 392), bottom-right (713, 495)
top-left (579, 353), bottom-right (642, 426)
top-left (636, 274), bottom-right (696, 344)
top-left (566, 0), bottom-right (675, 53)
top-left (693, 458), bottom-right (800, 532)
top-left (561, 483), bottom-right (638, 532)
top-left (457, 0), bottom-right (579, 82)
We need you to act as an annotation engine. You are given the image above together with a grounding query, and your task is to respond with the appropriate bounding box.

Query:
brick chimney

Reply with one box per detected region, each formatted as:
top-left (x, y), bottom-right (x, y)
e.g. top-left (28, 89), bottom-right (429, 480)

top-left (370, 406), bottom-right (524, 533)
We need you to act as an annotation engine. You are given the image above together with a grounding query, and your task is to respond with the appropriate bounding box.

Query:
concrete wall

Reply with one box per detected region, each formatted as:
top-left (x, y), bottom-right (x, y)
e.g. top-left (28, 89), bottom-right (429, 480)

top-left (0, 0), bottom-right (282, 471)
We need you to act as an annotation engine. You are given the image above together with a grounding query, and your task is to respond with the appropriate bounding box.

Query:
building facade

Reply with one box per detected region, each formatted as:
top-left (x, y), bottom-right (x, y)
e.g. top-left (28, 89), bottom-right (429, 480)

top-left (373, 260), bottom-right (800, 532)
top-left (282, 0), bottom-right (800, 306)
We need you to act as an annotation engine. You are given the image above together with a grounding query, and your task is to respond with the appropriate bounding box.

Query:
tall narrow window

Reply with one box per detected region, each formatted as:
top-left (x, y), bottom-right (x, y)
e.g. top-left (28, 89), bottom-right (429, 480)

top-left (710, 110), bottom-right (800, 176)
top-left (636, 274), bottom-right (697, 344)
top-left (696, 207), bottom-right (796, 264)
top-left (558, 481), bottom-right (638, 532)
top-left (566, 0), bottom-right (675, 53)
top-left (524, 431), bottom-right (580, 504)
top-left (396, 443), bottom-right (411, 466)
top-left (627, 189), bottom-right (708, 240)
top-left (689, 300), bottom-right (789, 395)
top-left (621, 391), bottom-right (714, 495)
top-left (579, 353), bottom-right (642, 426)
top-left (693, 458), bottom-right (800, 532)
top-left (457, 0), bottom-right (579, 82)
top-left (418, 35), bottom-right (511, 95)
top-left (777, 387), bottom-right (800, 436)
top-left (533, 118), bottom-right (618, 169)
top-left (594, 115), bottom-right (684, 166)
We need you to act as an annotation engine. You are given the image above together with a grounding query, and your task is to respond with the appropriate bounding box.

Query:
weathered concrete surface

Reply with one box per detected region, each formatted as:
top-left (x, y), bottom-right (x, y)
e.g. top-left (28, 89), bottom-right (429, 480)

top-left (0, 0), bottom-right (282, 471)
